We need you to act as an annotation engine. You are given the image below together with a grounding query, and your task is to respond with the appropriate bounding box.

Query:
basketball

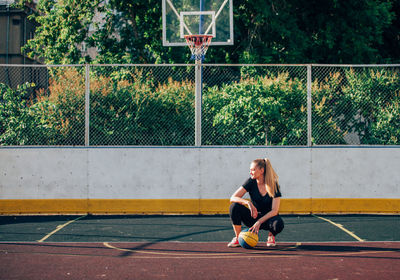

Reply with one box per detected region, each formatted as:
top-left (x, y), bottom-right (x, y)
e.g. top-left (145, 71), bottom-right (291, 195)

top-left (238, 229), bottom-right (259, 249)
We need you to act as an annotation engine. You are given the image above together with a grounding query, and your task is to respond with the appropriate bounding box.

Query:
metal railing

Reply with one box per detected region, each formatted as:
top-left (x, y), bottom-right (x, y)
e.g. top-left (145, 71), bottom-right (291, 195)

top-left (1, 64), bottom-right (399, 146)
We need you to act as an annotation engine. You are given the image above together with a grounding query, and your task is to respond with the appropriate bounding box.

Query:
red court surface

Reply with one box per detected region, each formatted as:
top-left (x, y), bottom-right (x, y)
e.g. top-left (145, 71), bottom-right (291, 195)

top-left (1, 241), bottom-right (399, 280)
top-left (1, 215), bottom-right (399, 279)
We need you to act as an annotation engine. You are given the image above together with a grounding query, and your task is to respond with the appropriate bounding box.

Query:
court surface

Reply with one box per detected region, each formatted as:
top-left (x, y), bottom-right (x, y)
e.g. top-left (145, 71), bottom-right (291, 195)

top-left (1, 214), bottom-right (399, 279)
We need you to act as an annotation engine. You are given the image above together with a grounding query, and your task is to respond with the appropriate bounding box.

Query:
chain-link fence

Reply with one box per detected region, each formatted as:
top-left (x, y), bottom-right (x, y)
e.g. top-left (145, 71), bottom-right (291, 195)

top-left (1, 64), bottom-right (399, 146)
top-left (202, 65), bottom-right (308, 145)
top-left (311, 65), bottom-right (400, 145)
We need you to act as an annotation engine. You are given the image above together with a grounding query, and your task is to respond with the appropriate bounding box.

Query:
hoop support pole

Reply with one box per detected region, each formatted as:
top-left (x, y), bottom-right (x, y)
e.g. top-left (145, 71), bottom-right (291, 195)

top-left (195, 59), bottom-right (202, 146)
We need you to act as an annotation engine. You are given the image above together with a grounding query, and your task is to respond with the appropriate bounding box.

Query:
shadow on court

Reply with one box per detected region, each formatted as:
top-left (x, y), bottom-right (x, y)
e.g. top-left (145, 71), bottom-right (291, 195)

top-left (1, 214), bottom-right (399, 242)
top-left (0, 241), bottom-right (399, 280)
top-left (1, 214), bottom-right (399, 279)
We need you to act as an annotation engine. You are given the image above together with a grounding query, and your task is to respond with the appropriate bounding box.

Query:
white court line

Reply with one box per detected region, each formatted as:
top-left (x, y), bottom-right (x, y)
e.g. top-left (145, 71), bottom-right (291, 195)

top-left (312, 214), bottom-right (365, 242)
top-left (37, 215), bottom-right (87, 243)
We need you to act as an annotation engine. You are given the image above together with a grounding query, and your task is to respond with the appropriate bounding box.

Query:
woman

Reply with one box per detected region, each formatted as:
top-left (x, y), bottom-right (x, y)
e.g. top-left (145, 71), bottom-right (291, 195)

top-left (228, 158), bottom-right (284, 247)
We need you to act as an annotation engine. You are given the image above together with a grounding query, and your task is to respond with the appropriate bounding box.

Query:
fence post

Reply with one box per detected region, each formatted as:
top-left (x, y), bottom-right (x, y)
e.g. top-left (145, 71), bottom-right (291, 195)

top-left (307, 65), bottom-right (312, 147)
top-left (85, 64), bottom-right (90, 146)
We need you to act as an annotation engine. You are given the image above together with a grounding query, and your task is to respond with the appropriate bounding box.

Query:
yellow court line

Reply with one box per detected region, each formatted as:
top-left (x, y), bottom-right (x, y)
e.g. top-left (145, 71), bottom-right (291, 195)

top-left (103, 242), bottom-right (399, 259)
top-left (37, 215), bottom-right (87, 243)
top-left (103, 242), bottom-right (301, 258)
top-left (103, 242), bottom-right (248, 257)
top-left (312, 214), bottom-right (365, 242)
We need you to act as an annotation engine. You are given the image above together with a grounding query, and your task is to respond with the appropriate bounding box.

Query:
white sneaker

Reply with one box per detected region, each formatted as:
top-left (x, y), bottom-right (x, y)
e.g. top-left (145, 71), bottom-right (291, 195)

top-left (267, 233), bottom-right (276, 247)
top-left (227, 237), bottom-right (240, 247)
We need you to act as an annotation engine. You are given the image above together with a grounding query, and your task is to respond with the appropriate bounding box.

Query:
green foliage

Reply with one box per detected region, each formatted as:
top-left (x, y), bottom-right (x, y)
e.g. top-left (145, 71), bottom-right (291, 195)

top-left (89, 76), bottom-right (149, 145)
top-left (89, 73), bottom-right (195, 145)
top-left (206, 73), bottom-right (307, 145)
top-left (22, 0), bottom-right (101, 64)
top-left (20, 0), bottom-right (399, 64)
top-left (1, 67), bottom-right (399, 146)
top-left (370, 102), bottom-right (400, 144)
top-left (0, 83), bottom-right (61, 145)
top-left (342, 68), bottom-right (400, 144)
top-left (151, 79), bottom-right (195, 145)
top-left (311, 68), bottom-right (400, 145)
top-left (231, 0), bottom-right (397, 63)
top-left (44, 68), bottom-right (86, 145)
top-left (312, 72), bottom-right (349, 145)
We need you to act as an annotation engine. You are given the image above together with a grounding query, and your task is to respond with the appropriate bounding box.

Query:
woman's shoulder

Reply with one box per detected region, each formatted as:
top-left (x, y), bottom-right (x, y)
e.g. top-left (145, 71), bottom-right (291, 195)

top-left (274, 182), bottom-right (282, 197)
top-left (242, 177), bottom-right (257, 191)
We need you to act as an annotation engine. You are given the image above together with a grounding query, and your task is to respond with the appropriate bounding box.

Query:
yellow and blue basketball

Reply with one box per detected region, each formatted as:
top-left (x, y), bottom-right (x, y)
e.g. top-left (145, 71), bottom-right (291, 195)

top-left (238, 228), bottom-right (259, 249)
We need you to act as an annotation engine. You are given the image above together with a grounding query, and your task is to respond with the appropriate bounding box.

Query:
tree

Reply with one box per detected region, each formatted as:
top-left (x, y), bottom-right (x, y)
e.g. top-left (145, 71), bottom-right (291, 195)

top-left (22, 0), bottom-right (101, 64)
top-left (380, 0), bottom-right (400, 63)
top-left (229, 0), bottom-right (396, 63)
top-left (20, 0), bottom-right (186, 64)
top-left (19, 0), bottom-right (399, 64)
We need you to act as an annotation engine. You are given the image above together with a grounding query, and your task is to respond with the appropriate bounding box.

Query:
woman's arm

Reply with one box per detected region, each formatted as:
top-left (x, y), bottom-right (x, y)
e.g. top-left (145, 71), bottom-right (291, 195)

top-left (249, 197), bottom-right (280, 233)
top-left (230, 186), bottom-right (258, 218)
top-left (258, 197), bottom-right (280, 224)
top-left (230, 186), bottom-right (247, 204)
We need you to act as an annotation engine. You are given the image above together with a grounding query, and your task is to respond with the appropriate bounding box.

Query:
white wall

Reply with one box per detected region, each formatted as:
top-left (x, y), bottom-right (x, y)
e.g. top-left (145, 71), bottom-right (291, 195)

top-left (1, 147), bottom-right (399, 200)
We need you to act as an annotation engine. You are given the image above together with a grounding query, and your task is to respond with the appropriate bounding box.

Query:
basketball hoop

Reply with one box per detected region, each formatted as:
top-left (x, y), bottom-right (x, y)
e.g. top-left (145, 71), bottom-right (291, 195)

top-left (184, 35), bottom-right (213, 61)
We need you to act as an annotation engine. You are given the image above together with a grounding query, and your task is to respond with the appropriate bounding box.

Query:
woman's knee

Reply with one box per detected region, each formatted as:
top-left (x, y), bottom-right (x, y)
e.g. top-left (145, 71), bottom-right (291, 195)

top-left (229, 202), bottom-right (245, 215)
top-left (229, 202), bottom-right (249, 225)
top-left (269, 215), bottom-right (284, 235)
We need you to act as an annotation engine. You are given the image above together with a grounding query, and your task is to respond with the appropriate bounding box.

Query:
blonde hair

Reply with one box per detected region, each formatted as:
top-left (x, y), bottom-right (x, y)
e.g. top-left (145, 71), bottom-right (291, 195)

top-left (253, 158), bottom-right (279, 198)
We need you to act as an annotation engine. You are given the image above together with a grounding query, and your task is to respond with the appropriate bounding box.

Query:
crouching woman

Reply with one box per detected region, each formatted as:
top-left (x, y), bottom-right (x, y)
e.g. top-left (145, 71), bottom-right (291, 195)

top-left (228, 158), bottom-right (284, 247)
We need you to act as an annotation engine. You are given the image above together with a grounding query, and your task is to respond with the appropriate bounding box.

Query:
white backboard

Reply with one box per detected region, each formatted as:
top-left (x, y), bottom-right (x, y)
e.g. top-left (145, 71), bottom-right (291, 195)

top-left (162, 0), bottom-right (234, 46)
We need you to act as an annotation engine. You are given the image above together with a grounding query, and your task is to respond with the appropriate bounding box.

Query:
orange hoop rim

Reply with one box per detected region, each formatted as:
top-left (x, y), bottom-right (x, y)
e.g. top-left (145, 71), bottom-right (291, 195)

top-left (184, 35), bottom-right (213, 60)
top-left (184, 34), bottom-right (213, 42)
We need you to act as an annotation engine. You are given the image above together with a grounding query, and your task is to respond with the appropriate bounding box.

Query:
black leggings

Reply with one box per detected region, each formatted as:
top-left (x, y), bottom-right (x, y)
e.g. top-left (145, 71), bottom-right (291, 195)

top-left (229, 202), bottom-right (284, 236)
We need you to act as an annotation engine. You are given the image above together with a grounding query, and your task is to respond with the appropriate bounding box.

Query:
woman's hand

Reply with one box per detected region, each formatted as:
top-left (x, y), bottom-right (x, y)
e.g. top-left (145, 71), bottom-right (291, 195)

top-left (249, 221), bottom-right (261, 234)
top-left (247, 201), bottom-right (258, 219)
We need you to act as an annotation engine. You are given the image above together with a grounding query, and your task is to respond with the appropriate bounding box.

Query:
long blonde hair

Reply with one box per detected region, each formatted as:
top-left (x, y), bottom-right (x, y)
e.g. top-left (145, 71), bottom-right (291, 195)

top-left (253, 158), bottom-right (279, 198)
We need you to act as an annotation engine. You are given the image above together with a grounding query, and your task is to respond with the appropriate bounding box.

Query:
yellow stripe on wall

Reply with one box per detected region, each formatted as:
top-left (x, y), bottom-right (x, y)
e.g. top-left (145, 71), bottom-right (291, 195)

top-left (0, 199), bottom-right (88, 214)
top-left (310, 198), bottom-right (400, 213)
top-left (0, 198), bottom-right (399, 215)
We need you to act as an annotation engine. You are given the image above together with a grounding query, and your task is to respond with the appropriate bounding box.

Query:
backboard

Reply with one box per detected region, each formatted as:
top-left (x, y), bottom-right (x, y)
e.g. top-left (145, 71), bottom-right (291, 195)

top-left (162, 0), bottom-right (233, 46)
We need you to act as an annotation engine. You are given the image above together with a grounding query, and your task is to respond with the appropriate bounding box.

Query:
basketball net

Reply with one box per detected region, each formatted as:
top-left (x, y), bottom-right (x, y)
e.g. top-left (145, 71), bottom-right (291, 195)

top-left (184, 35), bottom-right (213, 61)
